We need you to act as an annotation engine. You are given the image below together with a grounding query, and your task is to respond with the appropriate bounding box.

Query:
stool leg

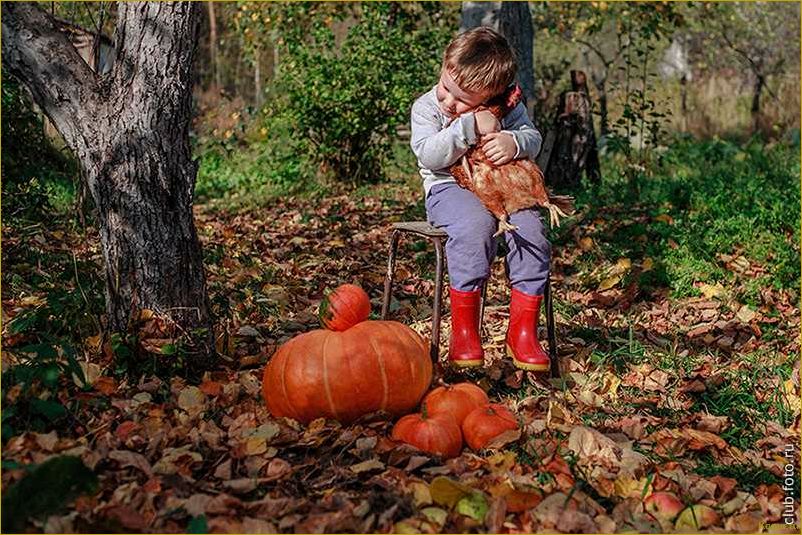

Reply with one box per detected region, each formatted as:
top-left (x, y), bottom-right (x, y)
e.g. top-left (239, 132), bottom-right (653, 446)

top-left (432, 237), bottom-right (445, 371)
top-left (545, 274), bottom-right (559, 378)
top-left (381, 230), bottom-right (401, 320)
top-left (479, 280), bottom-right (488, 335)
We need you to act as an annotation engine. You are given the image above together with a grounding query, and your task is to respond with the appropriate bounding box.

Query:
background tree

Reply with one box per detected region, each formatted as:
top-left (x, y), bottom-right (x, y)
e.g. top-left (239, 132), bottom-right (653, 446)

top-left (2, 2), bottom-right (214, 366)
top-left (460, 1), bottom-right (536, 118)
top-left (692, 2), bottom-right (800, 134)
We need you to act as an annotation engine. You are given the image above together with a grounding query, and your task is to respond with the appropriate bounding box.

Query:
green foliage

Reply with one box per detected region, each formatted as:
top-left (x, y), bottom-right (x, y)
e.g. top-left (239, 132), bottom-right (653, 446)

top-left (566, 137), bottom-right (799, 298)
top-left (1, 77), bottom-right (79, 221)
top-left (195, 108), bottom-right (310, 202)
top-left (2, 456), bottom-right (98, 533)
top-left (263, 3), bottom-right (455, 185)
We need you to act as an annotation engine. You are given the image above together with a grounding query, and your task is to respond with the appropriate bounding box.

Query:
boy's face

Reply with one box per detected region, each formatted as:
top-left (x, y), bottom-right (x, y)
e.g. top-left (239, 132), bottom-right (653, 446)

top-left (436, 68), bottom-right (492, 118)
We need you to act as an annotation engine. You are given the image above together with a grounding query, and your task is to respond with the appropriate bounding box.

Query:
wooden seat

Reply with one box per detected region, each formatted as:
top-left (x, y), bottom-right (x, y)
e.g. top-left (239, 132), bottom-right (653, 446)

top-left (380, 221), bottom-right (559, 378)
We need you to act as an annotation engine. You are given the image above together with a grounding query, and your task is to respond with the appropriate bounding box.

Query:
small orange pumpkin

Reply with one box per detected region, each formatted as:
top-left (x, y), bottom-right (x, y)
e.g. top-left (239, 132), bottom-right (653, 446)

top-left (318, 284), bottom-right (371, 331)
top-left (391, 408), bottom-right (463, 459)
top-left (462, 403), bottom-right (519, 450)
top-left (422, 382), bottom-right (489, 426)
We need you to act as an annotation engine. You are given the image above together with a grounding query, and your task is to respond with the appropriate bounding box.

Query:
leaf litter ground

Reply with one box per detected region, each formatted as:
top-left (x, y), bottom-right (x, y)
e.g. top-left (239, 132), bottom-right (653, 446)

top-left (1, 178), bottom-right (799, 533)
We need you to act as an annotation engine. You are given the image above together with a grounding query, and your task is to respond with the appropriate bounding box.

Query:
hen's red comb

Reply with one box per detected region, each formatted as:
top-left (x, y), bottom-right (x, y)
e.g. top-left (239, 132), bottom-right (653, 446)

top-left (506, 84), bottom-right (523, 109)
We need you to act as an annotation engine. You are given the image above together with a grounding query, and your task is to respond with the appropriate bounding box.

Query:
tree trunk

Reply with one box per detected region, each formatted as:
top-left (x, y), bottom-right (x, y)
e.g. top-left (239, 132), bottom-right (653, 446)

top-left (460, 1), bottom-right (536, 118)
top-left (751, 73), bottom-right (764, 133)
top-left (544, 70), bottom-right (601, 188)
top-left (591, 73), bottom-right (609, 138)
top-left (207, 1), bottom-right (221, 90)
top-left (3, 2), bottom-right (214, 367)
top-left (254, 47), bottom-right (262, 108)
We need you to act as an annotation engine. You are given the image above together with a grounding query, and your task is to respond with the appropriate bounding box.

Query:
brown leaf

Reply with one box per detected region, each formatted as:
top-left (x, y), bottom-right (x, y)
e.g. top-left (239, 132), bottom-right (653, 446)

top-left (199, 380), bottom-right (222, 397)
top-left (94, 376), bottom-right (117, 395)
top-left (350, 458), bottom-right (385, 474)
top-left (264, 458), bottom-right (291, 480)
top-left (109, 449), bottom-right (153, 477)
top-left (483, 428), bottom-right (522, 450)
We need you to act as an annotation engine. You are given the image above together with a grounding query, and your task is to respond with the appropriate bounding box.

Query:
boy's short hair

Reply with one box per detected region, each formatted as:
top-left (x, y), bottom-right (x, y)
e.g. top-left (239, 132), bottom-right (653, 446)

top-left (443, 26), bottom-right (517, 97)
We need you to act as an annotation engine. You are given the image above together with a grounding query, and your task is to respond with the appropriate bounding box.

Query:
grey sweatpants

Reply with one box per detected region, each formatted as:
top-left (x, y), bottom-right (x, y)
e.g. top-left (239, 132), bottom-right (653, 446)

top-left (425, 182), bottom-right (551, 295)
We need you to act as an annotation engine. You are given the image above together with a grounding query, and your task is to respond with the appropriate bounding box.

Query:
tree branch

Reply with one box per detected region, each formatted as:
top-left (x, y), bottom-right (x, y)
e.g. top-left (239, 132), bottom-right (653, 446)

top-left (1, 2), bottom-right (102, 156)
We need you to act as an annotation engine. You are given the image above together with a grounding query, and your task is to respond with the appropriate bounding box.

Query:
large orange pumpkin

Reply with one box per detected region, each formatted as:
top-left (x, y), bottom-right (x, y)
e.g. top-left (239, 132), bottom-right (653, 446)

top-left (262, 320), bottom-right (431, 423)
top-left (462, 403), bottom-right (519, 450)
top-left (318, 284), bottom-right (371, 331)
top-left (422, 383), bottom-right (489, 426)
top-left (391, 410), bottom-right (463, 459)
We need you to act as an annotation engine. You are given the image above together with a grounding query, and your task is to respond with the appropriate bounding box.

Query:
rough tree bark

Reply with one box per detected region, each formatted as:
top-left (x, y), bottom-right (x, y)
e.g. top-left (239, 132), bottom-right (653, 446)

top-left (459, 1), bottom-right (536, 119)
top-left (2, 2), bottom-right (214, 366)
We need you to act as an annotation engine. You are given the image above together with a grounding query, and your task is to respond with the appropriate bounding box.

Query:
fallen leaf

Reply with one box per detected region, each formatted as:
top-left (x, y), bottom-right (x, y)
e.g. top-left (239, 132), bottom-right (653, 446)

top-left (350, 458), bottom-right (385, 473)
top-left (430, 476), bottom-right (472, 508)
top-left (455, 491), bottom-right (488, 521)
top-left (674, 504), bottom-right (719, 531)
top-left (597, 274), bottom-right (621, 292)
top-left (109, 450), bottom-right (153, 476)
top-left (177, 386), bottom-right (207, 415)
top-left (736, 304), bottom-right (756, 323)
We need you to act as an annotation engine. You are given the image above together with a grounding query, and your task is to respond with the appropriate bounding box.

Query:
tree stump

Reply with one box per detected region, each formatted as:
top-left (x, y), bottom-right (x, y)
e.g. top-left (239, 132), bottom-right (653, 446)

top-left (537, 70), bottom-right (601, 189)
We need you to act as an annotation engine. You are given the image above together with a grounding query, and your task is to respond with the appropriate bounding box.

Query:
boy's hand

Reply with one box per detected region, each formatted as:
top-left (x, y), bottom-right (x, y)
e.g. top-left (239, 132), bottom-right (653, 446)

top-left (482, 132), bottom-right (517, 165)
top-left (474, 110), bottom-right (500, 135)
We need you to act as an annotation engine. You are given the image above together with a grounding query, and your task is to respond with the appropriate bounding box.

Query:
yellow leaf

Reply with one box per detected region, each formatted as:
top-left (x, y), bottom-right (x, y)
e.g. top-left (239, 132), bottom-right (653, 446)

top-left (616, 258), bottom-right (632, 270)
top-left (486, 451), bottom-right (517, 474)
top-left (597, 275), bottom-right (621, 291)
top-left (421, 507), bottom-right (448, 527)
top-left (699, 282), bottom-right (725, 299)
top-left (642, 258), bottom-right (654, 272)
top-left (675, 505), bottom-right (719, 531)
top-left (350, 458), bottom-right (385, 473)
top-left (409, 481), bottom-right (432, 507)
top-left (245, 437), bottom-right (267, 456)
top-left (19, 295), bottom-right (46, 307)
top-left (579, 237), bottom-right (594, 251)
top-left (654, 214), bottom-right (673, 224)
top-left (429, 476), bottom-right (472, 508)
top-left (736, 305), bottom-right (756, 323)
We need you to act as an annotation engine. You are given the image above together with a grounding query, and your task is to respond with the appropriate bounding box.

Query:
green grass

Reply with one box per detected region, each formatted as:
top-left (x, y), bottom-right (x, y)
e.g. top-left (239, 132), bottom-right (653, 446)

top-left (563, 136), bottom-right (800, 298)
top-left (688, 352), bottom-right (795, 450)
top-left (694, 455), bottom-right (783, 492)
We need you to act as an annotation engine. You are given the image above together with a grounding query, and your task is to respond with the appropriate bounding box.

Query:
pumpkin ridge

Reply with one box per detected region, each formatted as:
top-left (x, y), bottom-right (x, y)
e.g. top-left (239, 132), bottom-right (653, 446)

top-left (278, 344), bottom-right (300, 421)
top-left (321, 333), bottom-right (340, 420)
top-left (368, 329), bottom-right (390, 412)
top-left (391, 322), bottom-right (427, 392)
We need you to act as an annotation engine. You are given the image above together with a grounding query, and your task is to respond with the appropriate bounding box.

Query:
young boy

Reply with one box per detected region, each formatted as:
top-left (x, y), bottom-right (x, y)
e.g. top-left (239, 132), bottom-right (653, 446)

top-left (410, 27), bottom-right (551, 372)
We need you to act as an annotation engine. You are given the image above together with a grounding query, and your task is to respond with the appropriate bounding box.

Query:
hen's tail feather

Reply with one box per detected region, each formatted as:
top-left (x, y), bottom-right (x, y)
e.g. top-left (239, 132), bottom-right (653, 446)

top-left (548, 194), bottom-right (575, 215)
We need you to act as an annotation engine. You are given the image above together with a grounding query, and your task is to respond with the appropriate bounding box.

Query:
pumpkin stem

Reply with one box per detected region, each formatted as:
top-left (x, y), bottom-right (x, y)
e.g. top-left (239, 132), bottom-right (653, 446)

top-left (421, 402), bottom-right (429, 420)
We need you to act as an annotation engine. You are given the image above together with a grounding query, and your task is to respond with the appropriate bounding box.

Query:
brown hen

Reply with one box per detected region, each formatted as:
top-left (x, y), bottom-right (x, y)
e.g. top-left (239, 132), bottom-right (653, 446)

top-left (449, 85), bottom-right (574, 236)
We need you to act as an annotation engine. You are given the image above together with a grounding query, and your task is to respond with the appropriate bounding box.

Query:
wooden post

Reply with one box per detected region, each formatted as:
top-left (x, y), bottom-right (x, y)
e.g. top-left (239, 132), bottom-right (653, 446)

top-left (542, 70), bottom-right (602, 189)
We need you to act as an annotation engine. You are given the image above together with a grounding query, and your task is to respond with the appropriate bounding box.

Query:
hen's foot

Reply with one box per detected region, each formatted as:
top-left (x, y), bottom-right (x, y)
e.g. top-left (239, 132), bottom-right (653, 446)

top-left (546, 204), bottom-right (569, 228)
top-left (493, 219), bottom-right (519, 237)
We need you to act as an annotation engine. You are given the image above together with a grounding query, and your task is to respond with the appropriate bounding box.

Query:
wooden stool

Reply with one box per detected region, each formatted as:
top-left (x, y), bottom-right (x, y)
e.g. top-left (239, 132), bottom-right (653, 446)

top-left (380, 221), bottom-right (559, 378)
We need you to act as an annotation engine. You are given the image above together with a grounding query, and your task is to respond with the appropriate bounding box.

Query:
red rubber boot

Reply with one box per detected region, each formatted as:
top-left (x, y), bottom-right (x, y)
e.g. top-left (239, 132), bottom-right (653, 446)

top-left (448, 288), bottom-right (484, 367)
top-left (506, 288), bottom-right (550, 371)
